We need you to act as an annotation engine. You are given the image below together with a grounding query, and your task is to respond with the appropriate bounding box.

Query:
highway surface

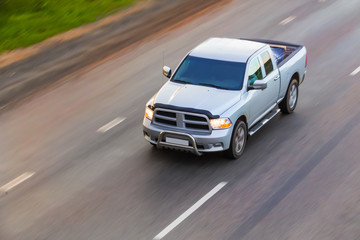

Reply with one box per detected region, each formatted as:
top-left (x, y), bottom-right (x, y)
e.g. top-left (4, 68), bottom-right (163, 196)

top-left (1, 0), bottom-right (360, 239)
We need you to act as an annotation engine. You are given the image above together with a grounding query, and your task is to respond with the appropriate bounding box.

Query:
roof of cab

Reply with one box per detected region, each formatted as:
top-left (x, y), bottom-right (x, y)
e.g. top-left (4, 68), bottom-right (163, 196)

top-left (189, 38), bottom-right (266, 63)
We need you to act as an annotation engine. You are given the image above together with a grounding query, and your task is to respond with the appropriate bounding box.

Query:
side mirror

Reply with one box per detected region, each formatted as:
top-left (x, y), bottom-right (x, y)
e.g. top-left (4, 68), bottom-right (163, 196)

top-left (248, 75), bottom-right (257, 86)
top-left (248, 80), bottom-right (267, 90)
top-left (163, 66), bottom-right (172, 78)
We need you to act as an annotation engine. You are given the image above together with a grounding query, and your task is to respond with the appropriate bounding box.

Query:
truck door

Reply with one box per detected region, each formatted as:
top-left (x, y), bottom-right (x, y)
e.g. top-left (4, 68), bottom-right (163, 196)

top-left (259, 50), bottom-right (280, 107)
top-left (246, 51), bottom-right (280, 125)
top-left (246, 56), bottom-right (267, 124)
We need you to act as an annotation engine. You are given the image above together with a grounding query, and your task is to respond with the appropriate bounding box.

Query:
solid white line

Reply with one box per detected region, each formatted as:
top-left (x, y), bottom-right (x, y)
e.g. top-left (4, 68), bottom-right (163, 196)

top-left (153, 182), bottom-right (227, 240)
top-left (0, 172), bottom-right (35, 193)
top-left (350, 66), bottom-right (360, 76)
top-left (279, 16), bottom-right (296, 25)
top-left (97, 117), bottom-right (126, 133)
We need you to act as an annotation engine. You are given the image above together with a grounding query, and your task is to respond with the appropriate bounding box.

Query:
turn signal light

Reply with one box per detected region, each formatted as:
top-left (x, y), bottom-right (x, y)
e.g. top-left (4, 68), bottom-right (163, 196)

top-left (210, 118), bottom-right (231, 129)
top-left (145, 106), bottom-right (154, 121)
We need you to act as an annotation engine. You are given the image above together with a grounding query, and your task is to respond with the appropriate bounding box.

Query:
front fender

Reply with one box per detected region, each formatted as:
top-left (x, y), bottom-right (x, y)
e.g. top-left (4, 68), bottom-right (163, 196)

top-left (220, 95), bottom-right (249, 127)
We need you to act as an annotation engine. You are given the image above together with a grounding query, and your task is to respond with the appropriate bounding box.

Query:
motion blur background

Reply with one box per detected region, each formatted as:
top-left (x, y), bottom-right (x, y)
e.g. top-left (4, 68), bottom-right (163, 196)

top-left (0, 0), bottom-right (136, 52)
top-left (0, 0), bottom-right (360, 239)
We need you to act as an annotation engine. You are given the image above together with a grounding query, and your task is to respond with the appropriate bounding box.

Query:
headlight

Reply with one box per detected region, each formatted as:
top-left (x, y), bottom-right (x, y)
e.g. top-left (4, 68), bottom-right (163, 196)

top-left (210, 118), bottom-right (231, 129)
top-left (145, 106), bottom-right (154, 120)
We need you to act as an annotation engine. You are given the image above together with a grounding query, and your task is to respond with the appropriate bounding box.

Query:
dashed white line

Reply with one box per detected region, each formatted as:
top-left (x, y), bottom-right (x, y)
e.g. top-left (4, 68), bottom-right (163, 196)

top-left (0, 172), bottom-right (35, 193)
top-left (97, 117), bottom-right (126, 133)
top-left (350, 66), bottom-right (360, 76)
top-left (153, 182), bottom-right (227, 240)
top-left (279, 16), bottom-right (296, 25)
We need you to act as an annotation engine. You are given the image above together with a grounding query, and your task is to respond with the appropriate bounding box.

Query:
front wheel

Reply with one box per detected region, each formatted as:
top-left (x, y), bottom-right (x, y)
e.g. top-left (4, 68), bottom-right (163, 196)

top-left (226, 120), bottom-right (247, 159)
top-left (279, 79), bottom-right (299, 114)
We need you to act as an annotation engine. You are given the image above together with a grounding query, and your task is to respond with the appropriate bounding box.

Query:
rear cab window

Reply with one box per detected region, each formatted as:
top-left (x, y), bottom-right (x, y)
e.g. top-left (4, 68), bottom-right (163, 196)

top-left (260, 51), bottom-right (274, 75)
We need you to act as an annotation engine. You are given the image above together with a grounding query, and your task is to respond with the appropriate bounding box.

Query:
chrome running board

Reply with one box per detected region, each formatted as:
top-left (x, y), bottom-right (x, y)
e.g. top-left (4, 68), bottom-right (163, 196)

top-left (249, 109), bottom-right (281, 136)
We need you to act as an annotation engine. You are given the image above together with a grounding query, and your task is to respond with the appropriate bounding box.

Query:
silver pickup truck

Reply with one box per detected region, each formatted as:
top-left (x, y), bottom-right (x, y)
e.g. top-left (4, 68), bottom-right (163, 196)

top-left (143, 38), bottom-right (307, 159)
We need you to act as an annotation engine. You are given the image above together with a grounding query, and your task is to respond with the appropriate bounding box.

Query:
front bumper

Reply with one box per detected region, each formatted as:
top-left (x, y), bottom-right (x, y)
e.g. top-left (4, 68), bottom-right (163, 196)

top-left (143, 118), bottom-right (232, 155)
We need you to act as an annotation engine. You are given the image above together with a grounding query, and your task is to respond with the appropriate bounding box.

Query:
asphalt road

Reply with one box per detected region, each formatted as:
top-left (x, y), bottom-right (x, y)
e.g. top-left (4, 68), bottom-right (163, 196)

top-left (1, 0), bottom-right (360, 239)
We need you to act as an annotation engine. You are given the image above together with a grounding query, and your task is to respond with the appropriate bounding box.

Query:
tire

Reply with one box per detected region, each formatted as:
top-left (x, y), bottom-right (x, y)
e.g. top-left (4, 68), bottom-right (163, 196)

top-left (226, 120), bottom-right (247, 159)
top-left (279, 79), bottom-right (299, 114)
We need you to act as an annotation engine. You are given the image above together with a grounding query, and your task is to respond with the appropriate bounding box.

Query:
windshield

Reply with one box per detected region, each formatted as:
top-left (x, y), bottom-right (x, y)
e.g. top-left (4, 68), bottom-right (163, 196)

top-left (171, 56), bottom-right (246, 90)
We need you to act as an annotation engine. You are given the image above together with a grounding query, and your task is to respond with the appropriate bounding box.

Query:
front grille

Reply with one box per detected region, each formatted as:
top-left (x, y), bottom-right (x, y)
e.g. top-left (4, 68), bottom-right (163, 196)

top-left (184, 114), bottom-right (207, 122)
top-left (155, 118), bottom-right (177, 126)
top-left (157, 110), bottom-right (176, 118)
top-left (153, 108), bottom-right (211, 132)
top-left (185, 123), bottom-right (209, 130)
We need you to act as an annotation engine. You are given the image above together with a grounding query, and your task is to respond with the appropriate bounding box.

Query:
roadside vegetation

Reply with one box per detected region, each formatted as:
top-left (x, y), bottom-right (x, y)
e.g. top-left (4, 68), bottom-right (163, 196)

top-left (0, 0), bottom-right (137, 53)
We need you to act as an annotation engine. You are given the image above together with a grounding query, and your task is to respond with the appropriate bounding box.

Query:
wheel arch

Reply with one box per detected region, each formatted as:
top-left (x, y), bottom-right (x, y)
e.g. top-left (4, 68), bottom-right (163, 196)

top-left (236, 115), bottom-right (248, 132)
top-left (291, 72), bottom-right (300, 83)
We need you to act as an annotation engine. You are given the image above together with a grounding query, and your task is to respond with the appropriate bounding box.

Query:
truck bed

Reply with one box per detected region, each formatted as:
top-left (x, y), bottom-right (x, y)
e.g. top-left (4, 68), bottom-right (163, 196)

top-left (269, 44), bottom-right (299, 66)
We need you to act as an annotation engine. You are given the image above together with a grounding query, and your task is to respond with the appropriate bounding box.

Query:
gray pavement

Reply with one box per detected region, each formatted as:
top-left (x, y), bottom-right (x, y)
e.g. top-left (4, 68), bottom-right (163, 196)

top-left (1, 0), bottom-right (360, 239)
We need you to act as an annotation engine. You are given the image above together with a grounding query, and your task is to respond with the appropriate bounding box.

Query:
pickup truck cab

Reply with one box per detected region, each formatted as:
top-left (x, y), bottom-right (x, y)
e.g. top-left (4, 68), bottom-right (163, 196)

top-left (143, 38), bottom-right (307, 159)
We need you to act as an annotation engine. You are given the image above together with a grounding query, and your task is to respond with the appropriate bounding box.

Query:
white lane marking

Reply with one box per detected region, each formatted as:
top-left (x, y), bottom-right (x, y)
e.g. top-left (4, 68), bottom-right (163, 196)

top-left (350, 66), bottom-right (360, 76)
top-left (97, 117), bottom-right (126, 133)
top-left (153, 182), bottom-right (227, 240)
top-left (279, 16), bottom-right (296, 25)
top-left (318, 0), bottom-right (326, 2)
top-left (0, 172), bottom-right (35, 193)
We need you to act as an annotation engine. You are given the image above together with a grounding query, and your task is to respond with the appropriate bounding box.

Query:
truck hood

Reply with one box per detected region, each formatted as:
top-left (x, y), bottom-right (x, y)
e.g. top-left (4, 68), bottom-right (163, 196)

top-left (153, 82), bottom-right (241, 116)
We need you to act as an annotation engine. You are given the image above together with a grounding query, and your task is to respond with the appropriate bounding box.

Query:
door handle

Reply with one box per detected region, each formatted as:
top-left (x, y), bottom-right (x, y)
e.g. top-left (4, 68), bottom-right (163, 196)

top-left (274, 75), bottom-right (280, 81)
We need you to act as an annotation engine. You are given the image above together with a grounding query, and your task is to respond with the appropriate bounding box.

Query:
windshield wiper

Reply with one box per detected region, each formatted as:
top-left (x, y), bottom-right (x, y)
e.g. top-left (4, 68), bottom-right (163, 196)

top-left (172, 79), bottom-right (192, 84)
top-left (198, 83), bottom-right (228, 90)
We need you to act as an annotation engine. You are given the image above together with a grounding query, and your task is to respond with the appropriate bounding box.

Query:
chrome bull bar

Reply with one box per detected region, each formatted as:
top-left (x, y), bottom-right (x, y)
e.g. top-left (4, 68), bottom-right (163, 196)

top-left (157, 131), bottom-right (202, 156)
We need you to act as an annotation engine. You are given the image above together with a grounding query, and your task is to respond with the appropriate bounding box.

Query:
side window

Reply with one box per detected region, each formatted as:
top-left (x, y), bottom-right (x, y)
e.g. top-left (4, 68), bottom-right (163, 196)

top-left (260, 51), bottom-right (274, 75)
top-left (248, 57), bottom-right (263, 85)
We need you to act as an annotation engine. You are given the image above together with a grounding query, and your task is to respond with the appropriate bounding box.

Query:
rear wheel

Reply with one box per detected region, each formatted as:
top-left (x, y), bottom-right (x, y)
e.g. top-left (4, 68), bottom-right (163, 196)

top-left (226, 120), bottom-right (247, 159)
top-left (279, 79), bottom-right (298, 114)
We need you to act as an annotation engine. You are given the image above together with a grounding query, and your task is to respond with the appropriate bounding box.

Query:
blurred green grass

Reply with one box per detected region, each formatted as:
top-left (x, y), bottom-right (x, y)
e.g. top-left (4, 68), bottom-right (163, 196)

top-left (0, 0), bottom-right (136, 53)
